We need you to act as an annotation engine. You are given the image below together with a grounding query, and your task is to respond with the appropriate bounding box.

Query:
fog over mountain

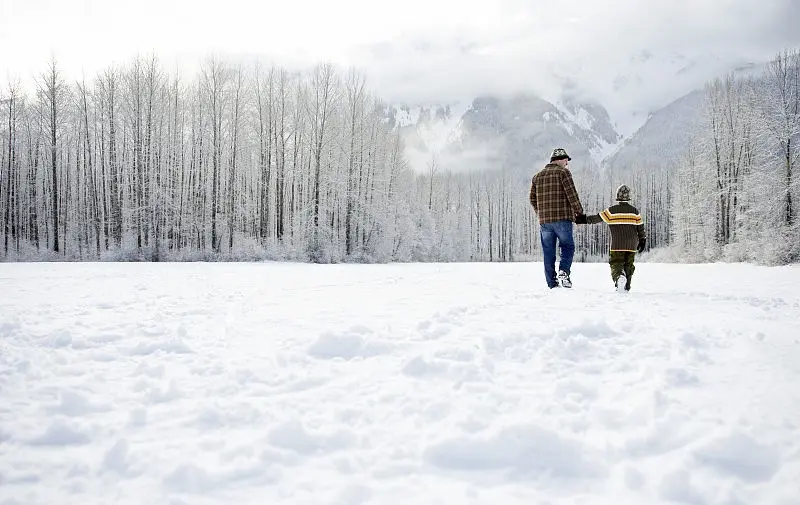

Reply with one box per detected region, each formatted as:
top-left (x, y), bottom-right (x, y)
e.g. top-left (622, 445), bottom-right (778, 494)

top-left (388, 56), bottom-right (779, 179)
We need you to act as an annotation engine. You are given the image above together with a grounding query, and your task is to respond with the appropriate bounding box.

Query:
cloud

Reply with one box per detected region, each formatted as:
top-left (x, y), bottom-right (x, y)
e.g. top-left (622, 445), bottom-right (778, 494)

top-left (344, 0), bottom-right (800, 132)
top-left (2, 0), bottom-right (798, 131)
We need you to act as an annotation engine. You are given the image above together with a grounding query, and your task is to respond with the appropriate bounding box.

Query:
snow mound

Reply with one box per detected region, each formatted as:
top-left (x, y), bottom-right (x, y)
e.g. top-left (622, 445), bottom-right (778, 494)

top-left (693, 431), bottom-right (781, 482)
top-left (424, 424), bottom-right (605, 479)
top-left (28, 419), bottom-right (91, 446)
top-left (268, 420), bottom-right (357, 455)
top-left (307, 326), bottom-right (390, 360)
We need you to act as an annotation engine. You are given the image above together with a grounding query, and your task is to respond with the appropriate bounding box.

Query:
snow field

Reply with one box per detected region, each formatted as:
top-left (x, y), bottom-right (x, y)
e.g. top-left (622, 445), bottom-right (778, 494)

top-left (1, 261), bottom-right (799, 505)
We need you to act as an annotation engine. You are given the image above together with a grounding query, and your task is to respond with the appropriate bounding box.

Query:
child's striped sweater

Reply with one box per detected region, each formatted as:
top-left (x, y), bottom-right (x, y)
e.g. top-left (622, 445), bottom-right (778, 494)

top-left (586, 202), bottom-right (647, 252)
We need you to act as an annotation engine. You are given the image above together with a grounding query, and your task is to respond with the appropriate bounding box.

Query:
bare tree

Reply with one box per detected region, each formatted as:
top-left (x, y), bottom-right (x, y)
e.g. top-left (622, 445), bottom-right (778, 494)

top-left (762, 49), bottom-right (800, 227)
top-left (306, 63), bottom-right (339, 260)
top-left (228, 64), bottom-right (246, 251)
top-left (37, 57), bottom-right (68, 253)
top-left (200, 56), bottom-right (229, 252)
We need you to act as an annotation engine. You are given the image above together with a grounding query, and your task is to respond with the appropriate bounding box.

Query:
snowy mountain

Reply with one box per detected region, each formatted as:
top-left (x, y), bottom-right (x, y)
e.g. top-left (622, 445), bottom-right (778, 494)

top-left (562, 49), bottom-right (764, 139)
top-left (600, 60), bottom-right (772, 178)
top-left (555, 97), bottom-right (622, 162)
top-left (388, 56), bottom-right (769, 180)
top-left (389, 94), bottom-right (621, 176)
top-left (387, 101), bottom-right (471, 174)
top-left (601, 89), bottom-right (706, 177)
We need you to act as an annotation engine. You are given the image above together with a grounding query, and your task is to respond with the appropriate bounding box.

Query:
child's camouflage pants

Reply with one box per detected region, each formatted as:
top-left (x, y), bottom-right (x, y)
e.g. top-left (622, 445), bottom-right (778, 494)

top-left (609, 251), bottom-right (636, 290)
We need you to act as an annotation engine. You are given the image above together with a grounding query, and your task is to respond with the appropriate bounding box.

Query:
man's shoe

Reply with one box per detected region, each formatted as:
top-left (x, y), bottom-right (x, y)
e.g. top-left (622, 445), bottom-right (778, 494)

top-left (558, 270), bottom-right (572, 288)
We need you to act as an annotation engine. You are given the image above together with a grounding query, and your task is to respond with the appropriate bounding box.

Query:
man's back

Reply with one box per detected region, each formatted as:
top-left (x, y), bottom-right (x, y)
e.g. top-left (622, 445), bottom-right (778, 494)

top-left (530, 163), bottom-right (583, 224)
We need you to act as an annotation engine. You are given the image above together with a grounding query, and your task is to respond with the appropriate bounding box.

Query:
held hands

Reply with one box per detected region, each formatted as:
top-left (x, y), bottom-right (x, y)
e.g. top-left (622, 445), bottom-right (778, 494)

top-left (575, 213), bottom-right (587, 224)
top-left (637, 238), bottom-right (646, 253)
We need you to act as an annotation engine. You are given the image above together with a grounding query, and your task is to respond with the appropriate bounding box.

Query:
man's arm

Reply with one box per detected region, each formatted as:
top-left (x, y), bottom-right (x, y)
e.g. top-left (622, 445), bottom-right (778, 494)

top-left (529, 175), bottom-right (538, 212)
top-left (560, 169), bottom-right (584, 215)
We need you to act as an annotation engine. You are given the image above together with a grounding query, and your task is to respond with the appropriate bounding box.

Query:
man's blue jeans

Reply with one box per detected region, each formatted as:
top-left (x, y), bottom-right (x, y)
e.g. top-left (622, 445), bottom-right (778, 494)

top-left (540, 220), bottom-right (575, 288)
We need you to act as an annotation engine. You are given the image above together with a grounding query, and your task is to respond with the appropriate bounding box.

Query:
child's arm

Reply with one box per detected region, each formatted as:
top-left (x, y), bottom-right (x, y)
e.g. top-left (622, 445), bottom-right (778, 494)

top-left (633, 207), bottom-right (647, 252)
top-left (576, 211), bottom-right (604, 225)
top-left (585, 213), bottom-right (603, 224)
top-left (635, 209), bottom-right (647, 251)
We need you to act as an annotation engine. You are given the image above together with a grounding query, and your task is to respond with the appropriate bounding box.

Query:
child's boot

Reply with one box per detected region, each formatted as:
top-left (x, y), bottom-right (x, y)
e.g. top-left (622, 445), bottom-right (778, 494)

top-left (616, 275), bottom-right (627, 293)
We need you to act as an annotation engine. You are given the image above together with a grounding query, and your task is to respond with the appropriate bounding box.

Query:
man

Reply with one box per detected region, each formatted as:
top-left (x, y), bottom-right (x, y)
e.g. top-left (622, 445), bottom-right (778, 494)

top-left (529, 148), bottom-right (584, 289)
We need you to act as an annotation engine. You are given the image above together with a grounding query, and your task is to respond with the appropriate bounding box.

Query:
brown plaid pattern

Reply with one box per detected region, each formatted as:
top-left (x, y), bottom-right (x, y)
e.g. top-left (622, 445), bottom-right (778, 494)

top-left (529, 164), bottom-right (584, 224)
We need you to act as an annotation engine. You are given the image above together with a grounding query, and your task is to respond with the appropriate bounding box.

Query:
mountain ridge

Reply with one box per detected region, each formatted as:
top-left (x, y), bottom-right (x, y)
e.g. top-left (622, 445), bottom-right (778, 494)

top-left (386, 55), bottom-right (774, 177)
top-left (388, 92), bottom-right (624, 175)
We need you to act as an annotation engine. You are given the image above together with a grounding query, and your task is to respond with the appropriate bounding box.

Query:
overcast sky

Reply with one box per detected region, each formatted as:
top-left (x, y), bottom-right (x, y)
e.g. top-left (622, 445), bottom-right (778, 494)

top-left (2, 0), bottom-right (799, 132)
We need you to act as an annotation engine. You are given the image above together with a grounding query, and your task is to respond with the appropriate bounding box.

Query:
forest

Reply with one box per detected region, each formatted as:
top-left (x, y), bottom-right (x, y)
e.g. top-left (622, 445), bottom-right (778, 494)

top-left (1, 50), bottom-right (797, 265)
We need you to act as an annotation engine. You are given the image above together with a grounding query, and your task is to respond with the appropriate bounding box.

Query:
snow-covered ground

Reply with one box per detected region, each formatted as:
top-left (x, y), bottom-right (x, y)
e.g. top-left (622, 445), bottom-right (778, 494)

top-left (1, 261), bottom-right (799, 505)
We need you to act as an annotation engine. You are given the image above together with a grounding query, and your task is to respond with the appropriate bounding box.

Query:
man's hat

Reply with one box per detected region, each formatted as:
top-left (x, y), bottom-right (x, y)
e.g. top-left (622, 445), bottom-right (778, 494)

top-left (550, 148), bottom-right (571, 162)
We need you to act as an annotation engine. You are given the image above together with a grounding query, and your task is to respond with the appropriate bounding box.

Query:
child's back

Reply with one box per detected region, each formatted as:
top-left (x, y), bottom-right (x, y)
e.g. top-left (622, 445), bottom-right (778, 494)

top-left (578, 185), bottom-right (647, 292)
top-left (587, 201), bottom-right (645, 253)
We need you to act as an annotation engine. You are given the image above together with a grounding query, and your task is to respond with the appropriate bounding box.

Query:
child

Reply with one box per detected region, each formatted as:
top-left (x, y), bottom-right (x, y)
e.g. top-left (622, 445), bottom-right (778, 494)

top-left (575, 185), bottom-right (647, 292)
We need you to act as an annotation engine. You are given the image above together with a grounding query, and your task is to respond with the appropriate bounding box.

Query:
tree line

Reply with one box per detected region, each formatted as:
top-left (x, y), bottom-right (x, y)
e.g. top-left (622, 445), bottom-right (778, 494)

top-left (671, 49), bottom-right (800, 264)
top-left (0, 56), bottom-right (423, 262)
top-left (1, 50), bottom-right (797, 264)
